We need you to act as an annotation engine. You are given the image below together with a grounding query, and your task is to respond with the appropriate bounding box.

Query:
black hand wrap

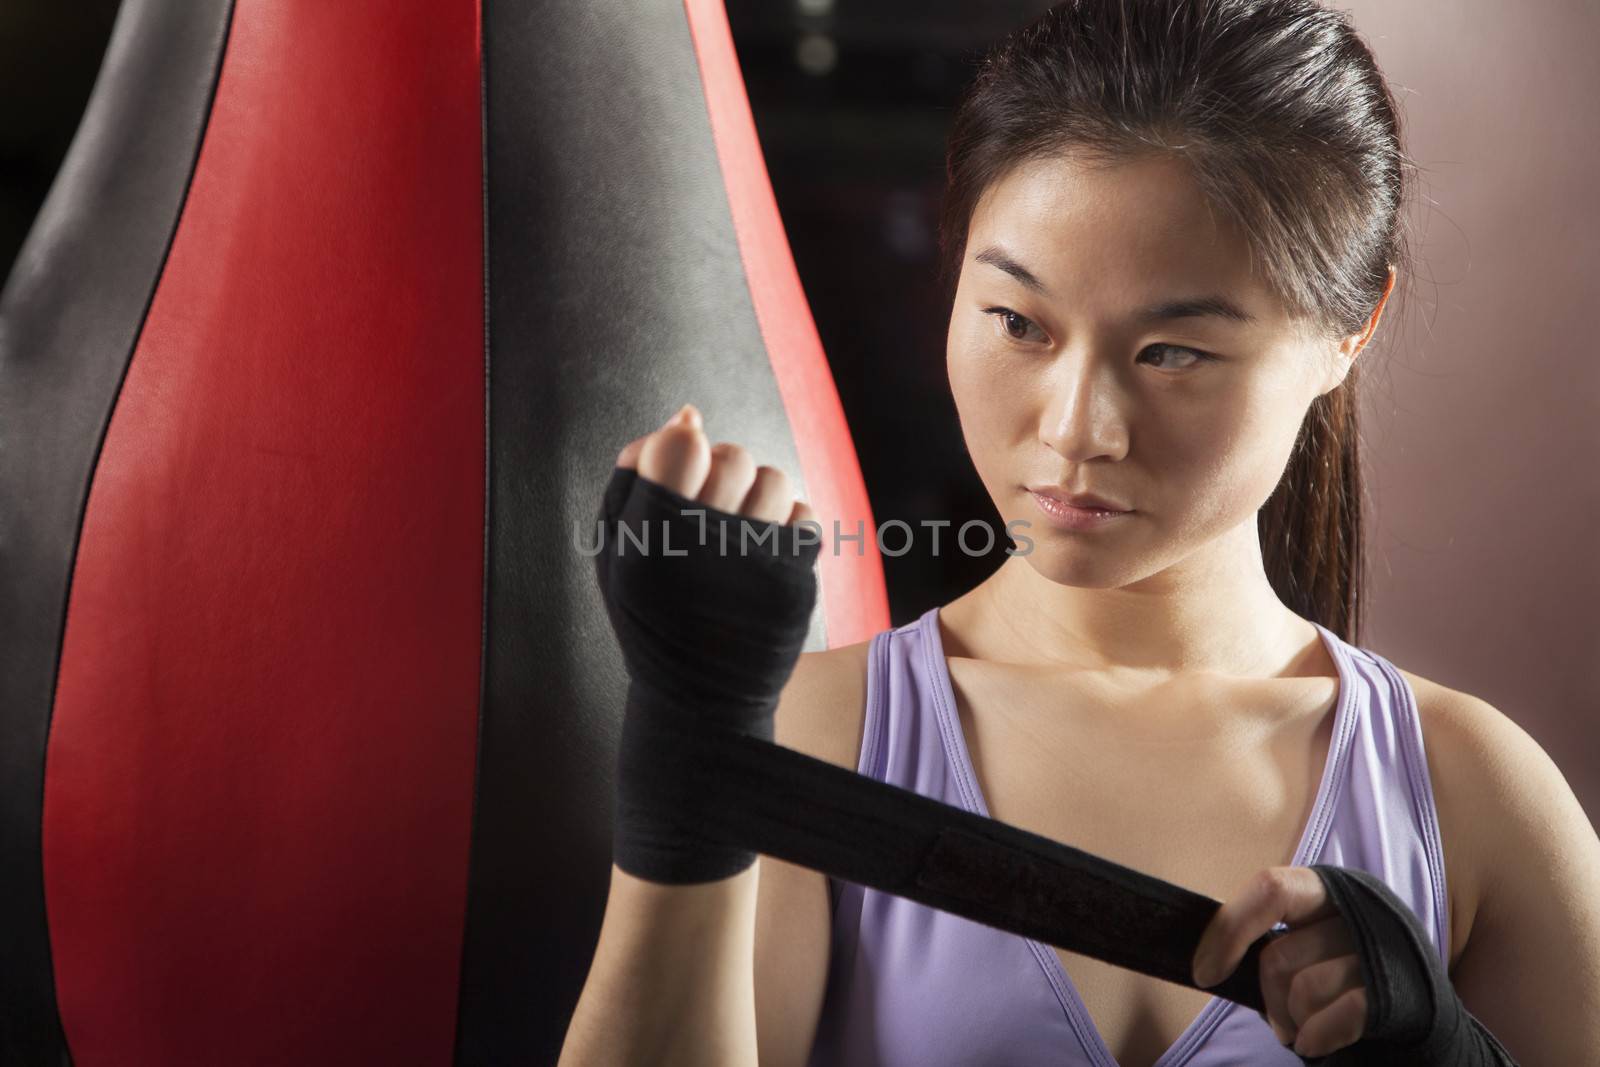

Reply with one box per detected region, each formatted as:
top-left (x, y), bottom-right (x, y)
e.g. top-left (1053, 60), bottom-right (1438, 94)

top-left (594, 465), bottom-right (821, 884)
top-left (1303, 864), bottom-right (1518, 1065)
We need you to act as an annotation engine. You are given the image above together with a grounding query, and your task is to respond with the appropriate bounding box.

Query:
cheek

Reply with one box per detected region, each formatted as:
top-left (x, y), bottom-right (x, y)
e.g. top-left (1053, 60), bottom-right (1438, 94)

top-left (1150, 389), bottom-right (1305, 529)
top-left (946, 347), bottom-right (1038, 523)
top-left (946, 331), bottom-right (1022, 447)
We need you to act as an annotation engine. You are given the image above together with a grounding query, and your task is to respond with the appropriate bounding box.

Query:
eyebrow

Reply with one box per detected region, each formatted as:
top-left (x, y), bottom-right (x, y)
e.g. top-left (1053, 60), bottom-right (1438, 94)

top-left (1135, 295), bottom-right (1258, 326)
top-left (974, 247), bottom-right (1051, 295)
top-left (972, 245), bottom-right (1258, 326)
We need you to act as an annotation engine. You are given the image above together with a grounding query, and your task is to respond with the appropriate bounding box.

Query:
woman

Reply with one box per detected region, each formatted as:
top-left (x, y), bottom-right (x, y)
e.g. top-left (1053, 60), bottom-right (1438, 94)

top-left (560, 1), bottom-right (1600, 1064)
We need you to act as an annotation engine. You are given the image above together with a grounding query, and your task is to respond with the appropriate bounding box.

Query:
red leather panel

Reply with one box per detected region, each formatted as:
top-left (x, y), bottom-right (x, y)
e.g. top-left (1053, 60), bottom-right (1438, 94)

top-left (43, 1), bottom-right (484, 1061)
top-left (682, 0), bottom-right (891, 647)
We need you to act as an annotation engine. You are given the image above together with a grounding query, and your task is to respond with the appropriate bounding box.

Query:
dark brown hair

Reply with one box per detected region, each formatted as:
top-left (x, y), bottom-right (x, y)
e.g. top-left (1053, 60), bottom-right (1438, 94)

top-left (939, 0), bottom-right (1413, 646)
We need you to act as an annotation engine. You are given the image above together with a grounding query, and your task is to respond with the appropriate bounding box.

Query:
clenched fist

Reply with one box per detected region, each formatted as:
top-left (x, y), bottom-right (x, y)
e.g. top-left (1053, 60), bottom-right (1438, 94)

top-left (595, 403), bottom-right (823, 884)
top-left (613, 403), bottom-right (816, 528)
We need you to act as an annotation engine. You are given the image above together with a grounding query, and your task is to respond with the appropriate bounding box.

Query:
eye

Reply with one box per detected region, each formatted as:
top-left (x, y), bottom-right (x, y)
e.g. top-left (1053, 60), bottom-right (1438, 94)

top-left (1138, 343), bottom-right (1217, 371)
top-left (981, 306), bottom-right (1048, 345)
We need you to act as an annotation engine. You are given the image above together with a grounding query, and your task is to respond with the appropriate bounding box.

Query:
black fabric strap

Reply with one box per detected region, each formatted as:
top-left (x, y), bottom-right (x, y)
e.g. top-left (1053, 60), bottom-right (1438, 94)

top-left (670, 724), bottom-right (1278, 1013)
top-left (1303, 866), bottom-right (1518, 1065)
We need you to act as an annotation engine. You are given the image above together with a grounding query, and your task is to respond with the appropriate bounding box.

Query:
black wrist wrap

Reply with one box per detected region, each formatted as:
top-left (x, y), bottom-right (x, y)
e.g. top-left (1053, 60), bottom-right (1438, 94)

top-left (1303, 865), bottom-right (1518, 1065)
top-left (595, 465), bottom-right (820, 883)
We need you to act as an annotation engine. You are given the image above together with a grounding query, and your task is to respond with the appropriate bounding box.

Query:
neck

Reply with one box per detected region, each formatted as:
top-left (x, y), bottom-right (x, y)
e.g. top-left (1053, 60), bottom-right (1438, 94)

top-left (972, 516), bottom-right (1309, 680)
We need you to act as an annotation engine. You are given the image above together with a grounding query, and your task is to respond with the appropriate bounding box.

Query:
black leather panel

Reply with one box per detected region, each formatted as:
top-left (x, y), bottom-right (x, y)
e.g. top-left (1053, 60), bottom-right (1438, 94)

top-left (0, 1), bottom-right (235, 1063)
top-left (455, 0), bottom-right (823, 1062)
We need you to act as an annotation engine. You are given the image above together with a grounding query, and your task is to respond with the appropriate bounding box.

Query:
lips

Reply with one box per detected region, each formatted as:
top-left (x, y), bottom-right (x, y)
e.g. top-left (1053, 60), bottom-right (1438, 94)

top-left (1028, 486), bottom-right (1131, 513)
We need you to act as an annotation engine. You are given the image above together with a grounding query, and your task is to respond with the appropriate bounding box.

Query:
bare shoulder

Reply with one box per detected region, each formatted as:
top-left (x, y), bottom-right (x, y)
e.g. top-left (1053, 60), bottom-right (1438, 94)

top-left (1394, 668), bottom-right (1504, 963)
top-left (1397, 666), bottom-right (1600, 964)
top-left (1395, 665), bottom-right (1600, 1054)
top-left (773, 639), bottom-right (874, 771)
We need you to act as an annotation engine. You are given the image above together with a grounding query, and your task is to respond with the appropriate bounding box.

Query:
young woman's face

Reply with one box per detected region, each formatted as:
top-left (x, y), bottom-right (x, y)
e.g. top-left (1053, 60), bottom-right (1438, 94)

top-left (946, 152), bottom-right (1352, 590)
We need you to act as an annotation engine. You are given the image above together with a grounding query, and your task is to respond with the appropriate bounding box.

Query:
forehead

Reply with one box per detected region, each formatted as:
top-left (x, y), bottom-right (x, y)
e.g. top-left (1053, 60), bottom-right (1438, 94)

top-left (967, 152), bottom-right (1272, 315)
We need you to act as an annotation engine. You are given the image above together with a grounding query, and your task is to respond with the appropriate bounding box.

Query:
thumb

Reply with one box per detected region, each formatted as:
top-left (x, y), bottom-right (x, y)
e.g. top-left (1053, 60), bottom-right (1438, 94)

top-left (1193, 866), bottom-right (1338, 987)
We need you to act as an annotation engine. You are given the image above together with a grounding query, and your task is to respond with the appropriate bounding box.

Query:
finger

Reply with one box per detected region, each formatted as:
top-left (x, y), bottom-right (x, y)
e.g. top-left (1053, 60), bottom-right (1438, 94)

top-left (1290, 984), bottom-right (1367, 1059)
top-left (615, 434), bottom-right (648, 470)
top-left (788, 500), bottom-right (822, 551)
top-left (1261, 1008), bottom-right (1296, 1049)
top-left (638, 419), bottom-right (711, 500)
top-left (1257, 931), bottom-right (1300, 1044)
top-left (700, 442), bottom-right (758, 514)
top-left (619, 404), bottom-right (700, 471)
top-left (1285, 953), bottom-right (1362, 1027)
top-left (741, 465), bottom-right (795, 525)
top-left (1193, 866), bottom-right (1338, 988)
top-left (1257, 916), bottom-right (1359, 1033)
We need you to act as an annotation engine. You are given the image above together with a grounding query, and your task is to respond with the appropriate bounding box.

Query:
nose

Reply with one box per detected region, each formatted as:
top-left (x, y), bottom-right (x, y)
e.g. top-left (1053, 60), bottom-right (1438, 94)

top-left (1039, 353), bottom-right (1130, 464)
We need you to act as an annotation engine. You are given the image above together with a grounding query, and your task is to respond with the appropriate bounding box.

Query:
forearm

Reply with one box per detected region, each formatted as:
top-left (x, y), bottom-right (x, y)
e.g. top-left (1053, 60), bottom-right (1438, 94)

top-left (559, 864), bottom-right (759, 1067)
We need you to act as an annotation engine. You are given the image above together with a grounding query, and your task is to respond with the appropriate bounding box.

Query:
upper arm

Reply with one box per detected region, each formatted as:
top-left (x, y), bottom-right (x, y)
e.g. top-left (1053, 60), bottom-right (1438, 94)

top-left (1420, 686), bottom-right (1600, 1062)
top-left (753, 642), bottom-right (870, 1067)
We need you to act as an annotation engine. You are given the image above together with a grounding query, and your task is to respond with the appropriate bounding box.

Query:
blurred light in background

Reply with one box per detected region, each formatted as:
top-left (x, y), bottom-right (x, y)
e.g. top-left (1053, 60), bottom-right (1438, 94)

top-left (795, 32), bottom-right (838, 77)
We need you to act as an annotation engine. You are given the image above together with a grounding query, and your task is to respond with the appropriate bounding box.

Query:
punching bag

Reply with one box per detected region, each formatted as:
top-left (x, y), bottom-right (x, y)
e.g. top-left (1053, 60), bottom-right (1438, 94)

top-left (0, 0), bottom-right (889, 1063)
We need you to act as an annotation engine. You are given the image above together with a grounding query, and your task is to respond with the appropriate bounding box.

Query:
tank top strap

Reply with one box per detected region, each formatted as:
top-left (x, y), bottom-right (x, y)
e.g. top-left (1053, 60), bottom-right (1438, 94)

top-left (1310, 625), bottom-right (1452, 965)
top-left (856, 621), bottom-right (895, 780)
top-left (826, 609), bottom-right (943, 915)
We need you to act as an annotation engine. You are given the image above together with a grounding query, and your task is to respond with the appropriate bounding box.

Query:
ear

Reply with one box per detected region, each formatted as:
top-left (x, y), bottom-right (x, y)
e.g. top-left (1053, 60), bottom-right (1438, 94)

top-left (1318, 263), bottom-right (1396, 396)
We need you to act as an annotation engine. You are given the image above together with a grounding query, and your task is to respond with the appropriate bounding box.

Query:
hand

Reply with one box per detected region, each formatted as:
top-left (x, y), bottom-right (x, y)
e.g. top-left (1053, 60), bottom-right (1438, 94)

top-left (1191, 866), bottom-right (1366, 1058)
top-left (614, 402), bottom-right (815, 530)
top-left (597, 402), bottom-right (822, 884)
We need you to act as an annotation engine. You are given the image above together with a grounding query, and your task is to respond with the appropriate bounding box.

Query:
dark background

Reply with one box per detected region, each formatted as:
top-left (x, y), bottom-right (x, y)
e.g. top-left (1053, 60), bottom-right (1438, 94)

top-left (0, 0), bottom-right (121, 282)
top-left (724, 0), bottom-right (1055, 623)
top-left (0, 0), bottom-right (1056, 627)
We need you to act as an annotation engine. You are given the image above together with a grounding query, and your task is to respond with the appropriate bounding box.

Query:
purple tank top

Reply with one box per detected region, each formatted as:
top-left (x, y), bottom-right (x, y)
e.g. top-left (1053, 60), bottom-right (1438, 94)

top-left (806, 605), bottom-right (1450, 1067)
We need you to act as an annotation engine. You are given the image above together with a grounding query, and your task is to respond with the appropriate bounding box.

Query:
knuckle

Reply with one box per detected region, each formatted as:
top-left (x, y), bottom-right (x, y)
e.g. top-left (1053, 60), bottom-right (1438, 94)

top-left (1255, 866), bottom-right (1295, 902)
top-left (1285, 966), bottom-right (1320, 1020)
top-left (744, 468), bottom-right (795, 522)
top-left (703, 444), bottom-right (756, 500)
top-left (751, 464), bottom-right (793, 493)
top-left (709, 440), bottom-right (754, 466)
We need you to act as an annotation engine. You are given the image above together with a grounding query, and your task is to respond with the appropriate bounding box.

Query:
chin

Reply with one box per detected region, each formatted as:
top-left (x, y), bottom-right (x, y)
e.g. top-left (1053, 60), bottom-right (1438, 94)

top-left (1018, 544), bottom-right (1146, 590)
